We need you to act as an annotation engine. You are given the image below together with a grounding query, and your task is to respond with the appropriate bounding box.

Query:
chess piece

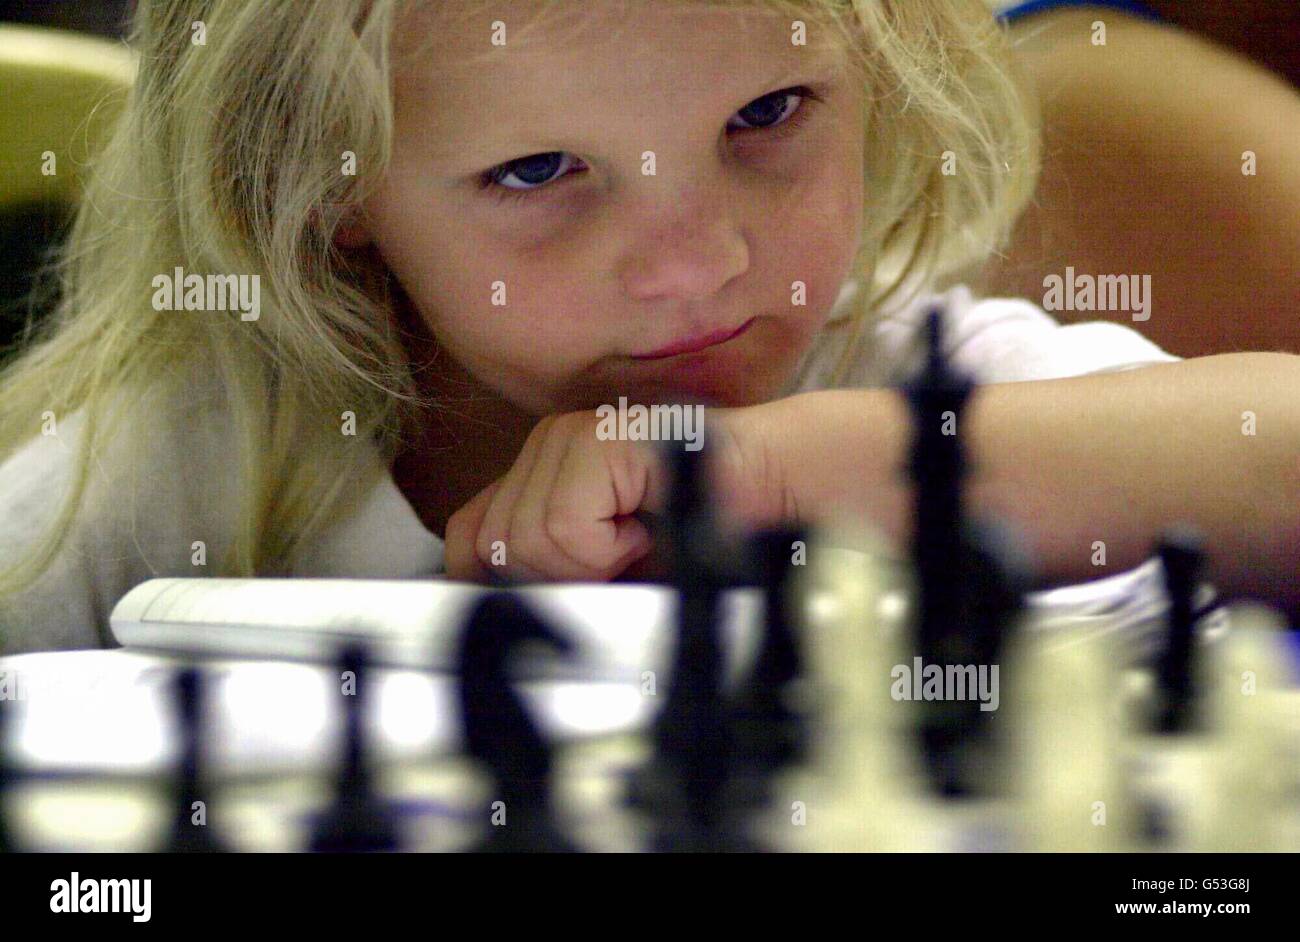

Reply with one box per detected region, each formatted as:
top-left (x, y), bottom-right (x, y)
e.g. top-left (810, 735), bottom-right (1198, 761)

top-left (900, 305), bottom-right (975, 797)
top-left (1152, 526), bottom-right (1207, 733)
top-left (1003, 619), bottom-right (1130, 850)
top-left (724, 526), bottom-right (816, 804)
top-left (901, 307), bottom-right (975, 658)
top-left (161, 666), bottom-right (228, 852)
top-left (309, 643), bottom-right (401, 852)
top-left (899, 306), bottom-right (1028, 798)
top-left (0, 692), bottom-right (13, 853)
top-left (1122, 528), bottom-right (1217, 850)
top-left (1205, 603), bottom-right (1295, 850)
top-left (457, 592), bottom-right (581, 852)
top-left (628, 436), bottom-right (759, 851)
top-left (757, 532), bottom-right (918, 851)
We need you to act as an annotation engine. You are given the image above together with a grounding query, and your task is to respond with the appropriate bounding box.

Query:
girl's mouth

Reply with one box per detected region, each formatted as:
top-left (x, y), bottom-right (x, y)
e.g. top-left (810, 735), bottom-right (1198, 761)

top-left (631, 317), bottom-right (757, 361)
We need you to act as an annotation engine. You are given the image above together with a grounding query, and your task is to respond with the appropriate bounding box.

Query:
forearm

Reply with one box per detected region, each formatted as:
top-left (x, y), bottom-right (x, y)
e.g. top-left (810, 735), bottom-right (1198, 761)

top-left (760, 354), bottom-right (1300, 618)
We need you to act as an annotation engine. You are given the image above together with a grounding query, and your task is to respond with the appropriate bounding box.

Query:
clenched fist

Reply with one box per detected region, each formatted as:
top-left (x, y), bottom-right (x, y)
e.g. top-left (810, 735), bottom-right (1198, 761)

top-left (442, 406), bottom-right (779, 582)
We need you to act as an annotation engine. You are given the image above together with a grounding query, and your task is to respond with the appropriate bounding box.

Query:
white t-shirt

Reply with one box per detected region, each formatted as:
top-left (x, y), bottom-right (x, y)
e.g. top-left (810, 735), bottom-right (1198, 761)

top-left (0, 282), bottom-right (1179, 654)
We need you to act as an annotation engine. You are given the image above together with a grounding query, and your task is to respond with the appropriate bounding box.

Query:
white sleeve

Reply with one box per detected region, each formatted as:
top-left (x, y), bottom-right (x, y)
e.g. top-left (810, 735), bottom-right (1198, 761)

top-left (877, 284), bottom-right (1182, 384)
top-left (0, 421), bottom-right (115, 653)
top-left (0, 393), bottom-right (240, 654)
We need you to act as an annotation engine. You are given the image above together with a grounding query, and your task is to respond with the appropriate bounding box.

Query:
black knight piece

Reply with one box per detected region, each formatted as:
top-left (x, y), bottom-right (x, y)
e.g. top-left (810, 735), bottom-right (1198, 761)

top-left (456, 592), bottom-right (581, 853)
top-left (309, 643), bottom-right (401, 852)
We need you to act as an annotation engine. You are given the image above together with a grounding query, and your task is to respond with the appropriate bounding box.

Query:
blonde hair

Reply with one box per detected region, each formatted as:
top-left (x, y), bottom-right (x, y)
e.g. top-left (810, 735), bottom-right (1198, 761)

top-left (0, 0), bottom-right (1039, 607)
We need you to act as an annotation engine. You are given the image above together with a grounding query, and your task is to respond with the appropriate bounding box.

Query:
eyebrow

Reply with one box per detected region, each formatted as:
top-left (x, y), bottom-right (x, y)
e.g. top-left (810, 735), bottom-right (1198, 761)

top-left (764, 54), bottom-right (845, 91)
top-left (419, 55), bottom-right (846, 171)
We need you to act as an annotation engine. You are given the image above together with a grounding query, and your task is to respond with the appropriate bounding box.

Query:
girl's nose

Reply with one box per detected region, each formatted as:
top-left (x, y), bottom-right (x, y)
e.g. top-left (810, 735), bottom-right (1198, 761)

top-left (617, 189), bottom-right (750, 303)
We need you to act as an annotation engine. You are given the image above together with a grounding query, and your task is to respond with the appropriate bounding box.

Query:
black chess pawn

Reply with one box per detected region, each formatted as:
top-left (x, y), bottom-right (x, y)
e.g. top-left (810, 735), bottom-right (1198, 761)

top-left (309, 643), bottom-right (401, 852)
top-left (457, 592), bottom-right (581, 853)
top-left (160, 666), bottom-right (228, 852)
top-left (1152, 526), bottom-right (1208, 734)
top-left (1126, 527), bottom-right (1212, 849)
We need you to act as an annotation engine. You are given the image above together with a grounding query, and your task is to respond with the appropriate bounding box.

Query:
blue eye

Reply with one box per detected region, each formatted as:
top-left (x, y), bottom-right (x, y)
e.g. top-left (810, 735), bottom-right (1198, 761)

top-left (727, 88), bottom-right (806, 131)
top-left (478, 85), bottom-right (819, 205)
top-left (483, 151), bottom-right (585, 197)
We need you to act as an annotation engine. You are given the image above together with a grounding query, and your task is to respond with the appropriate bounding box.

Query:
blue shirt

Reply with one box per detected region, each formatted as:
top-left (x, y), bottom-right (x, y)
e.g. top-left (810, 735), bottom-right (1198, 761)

top-left (997, 0), bottom-right (1162, 25)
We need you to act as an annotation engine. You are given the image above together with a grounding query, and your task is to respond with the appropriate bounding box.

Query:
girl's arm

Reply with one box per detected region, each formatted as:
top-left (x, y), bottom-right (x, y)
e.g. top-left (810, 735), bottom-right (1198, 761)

top-left (749, 353), bottom-right (1300, 620)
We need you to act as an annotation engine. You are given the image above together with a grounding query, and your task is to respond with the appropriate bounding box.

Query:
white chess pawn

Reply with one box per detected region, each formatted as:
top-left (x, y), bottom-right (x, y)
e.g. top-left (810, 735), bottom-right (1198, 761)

top-left (763, 527), bottom-right (1019, 851)
top-left (1202, 603), bottom-right (1295, 851)
top-left (1001, 620), bottom-right (1130, 851)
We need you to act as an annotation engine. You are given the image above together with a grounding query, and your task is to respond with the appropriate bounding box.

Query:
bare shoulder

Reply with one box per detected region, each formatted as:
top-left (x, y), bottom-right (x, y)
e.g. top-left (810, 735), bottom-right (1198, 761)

top-left (977, 6), bottom-right (1300, 356)
top-left (1008, 5), bottom-right (1294, 143)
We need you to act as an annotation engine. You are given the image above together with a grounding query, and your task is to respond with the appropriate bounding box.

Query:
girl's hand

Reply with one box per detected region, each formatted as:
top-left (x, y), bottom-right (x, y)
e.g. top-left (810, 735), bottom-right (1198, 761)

top-left (442, 406), bottom-right (782, 582)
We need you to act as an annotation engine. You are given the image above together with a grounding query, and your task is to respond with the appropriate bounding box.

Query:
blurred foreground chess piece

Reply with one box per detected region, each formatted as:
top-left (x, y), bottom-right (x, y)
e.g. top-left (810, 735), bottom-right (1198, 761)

top-left (1151, 528), bottom-right (1208, 733)
top-left (760, 305), bottom-right (1036, 850)
top-left (309, 643), bottom-right (400, 852)
top-left (160, 667), bottom-right (228, 852)
top-left (457, 593), bottom-right (582, 852)
top-left (1119, 528), bottom-right (1296, 851)
top-left (900, 308), bottom-right (1032, 799)
top-left (1121, 529), bottom-right (1216, 850)
top-left (758, 528), bottom-right (922, 850)
top-left (1001, 613), bottom-right (1132, 851)
top-left (0, 690), bottom-right (13, 852)
top-left (638, 442), bottom-right (742, 850)
top-left (725, 526), bottom-right (816, 804)
top-left (1201, 603), bottom-right (1295, 850)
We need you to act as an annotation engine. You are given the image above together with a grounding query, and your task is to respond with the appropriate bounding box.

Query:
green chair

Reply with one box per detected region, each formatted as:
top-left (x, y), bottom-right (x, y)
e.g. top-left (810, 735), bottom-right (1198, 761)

top-left (0, 25), bottom-right (136, 362)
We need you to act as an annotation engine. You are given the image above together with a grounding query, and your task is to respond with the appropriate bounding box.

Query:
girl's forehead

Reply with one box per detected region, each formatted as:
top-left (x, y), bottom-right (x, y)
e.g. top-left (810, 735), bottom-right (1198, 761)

top-left (392, 0), bottom-right (853, 76)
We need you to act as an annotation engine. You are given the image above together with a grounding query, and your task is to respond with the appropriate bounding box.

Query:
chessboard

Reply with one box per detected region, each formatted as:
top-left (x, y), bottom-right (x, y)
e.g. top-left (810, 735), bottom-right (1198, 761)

top-left (2, 307), bottom-right (1297, 853)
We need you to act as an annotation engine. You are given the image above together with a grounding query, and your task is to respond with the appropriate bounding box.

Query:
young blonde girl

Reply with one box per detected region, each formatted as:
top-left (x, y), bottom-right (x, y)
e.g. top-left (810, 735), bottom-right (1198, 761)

top-left (0, 0), bottom-right (1296, 653)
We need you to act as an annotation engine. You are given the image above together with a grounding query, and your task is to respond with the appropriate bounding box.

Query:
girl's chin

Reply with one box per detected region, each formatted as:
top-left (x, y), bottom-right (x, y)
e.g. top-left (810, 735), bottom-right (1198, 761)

top-left (602, 372), bottom-right (789, 409)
